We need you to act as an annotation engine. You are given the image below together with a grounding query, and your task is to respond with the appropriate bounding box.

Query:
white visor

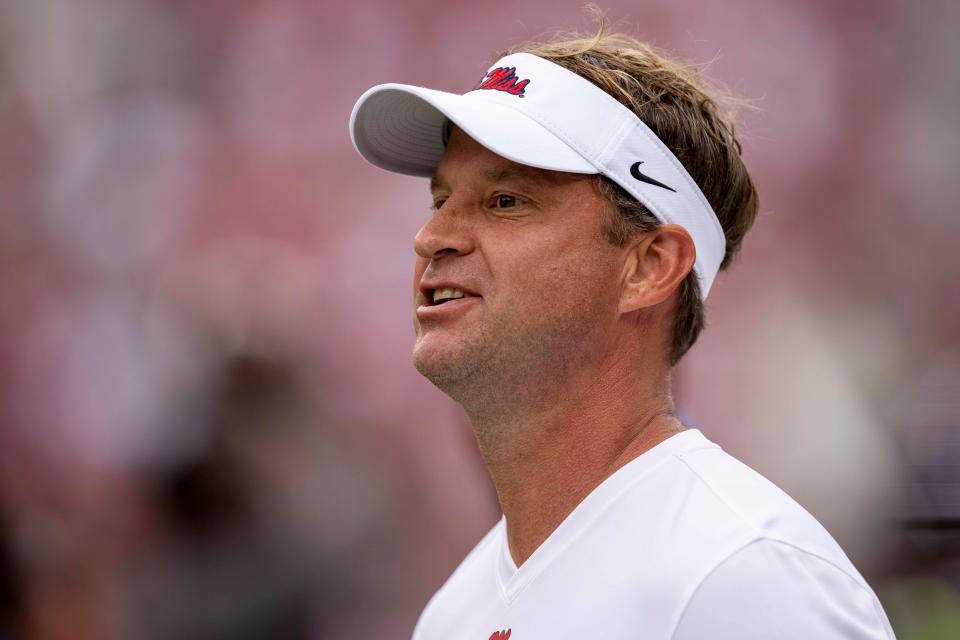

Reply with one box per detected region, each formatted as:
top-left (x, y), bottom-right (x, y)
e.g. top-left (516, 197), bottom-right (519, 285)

top-left (349, 53), bottom-right (726, 298)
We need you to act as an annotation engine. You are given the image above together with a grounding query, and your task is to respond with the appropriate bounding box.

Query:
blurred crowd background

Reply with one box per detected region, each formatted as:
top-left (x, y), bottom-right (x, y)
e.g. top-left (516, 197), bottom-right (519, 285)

top-left (0, 0), bottom-right (958, 638)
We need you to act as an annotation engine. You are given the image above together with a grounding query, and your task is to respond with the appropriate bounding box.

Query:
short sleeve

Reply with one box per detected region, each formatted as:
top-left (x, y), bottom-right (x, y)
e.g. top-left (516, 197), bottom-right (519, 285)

top-left (671, 539), bottom-right (896, 640)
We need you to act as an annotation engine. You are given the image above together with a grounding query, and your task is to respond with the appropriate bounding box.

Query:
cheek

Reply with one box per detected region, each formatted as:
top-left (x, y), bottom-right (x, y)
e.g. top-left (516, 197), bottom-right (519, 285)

top-left (493, 237), bottom-right (620, 313)
top-left (412, 258), bottom-right (428, 334)
top-left (412, 257), bottom-right (428, 293)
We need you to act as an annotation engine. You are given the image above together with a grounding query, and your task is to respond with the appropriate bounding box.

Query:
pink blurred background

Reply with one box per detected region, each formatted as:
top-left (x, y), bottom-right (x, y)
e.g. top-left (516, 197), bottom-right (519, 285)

top-left (1, 0), bottom-right (958, 637)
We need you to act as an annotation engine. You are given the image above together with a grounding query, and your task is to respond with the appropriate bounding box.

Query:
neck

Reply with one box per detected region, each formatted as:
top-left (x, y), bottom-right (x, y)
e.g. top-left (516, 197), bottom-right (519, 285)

top-left (462, 339), bottom-right (683, 568)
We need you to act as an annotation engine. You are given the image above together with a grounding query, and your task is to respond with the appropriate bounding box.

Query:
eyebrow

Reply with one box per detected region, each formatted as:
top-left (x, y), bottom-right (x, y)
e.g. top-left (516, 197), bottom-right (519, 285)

top-left (429, 167), bottom-right (547, 193)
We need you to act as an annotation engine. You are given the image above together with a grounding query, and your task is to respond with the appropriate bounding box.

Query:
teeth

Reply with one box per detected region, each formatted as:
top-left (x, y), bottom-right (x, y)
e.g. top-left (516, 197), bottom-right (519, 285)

top-left (432, 288), bottom-right (467, 303)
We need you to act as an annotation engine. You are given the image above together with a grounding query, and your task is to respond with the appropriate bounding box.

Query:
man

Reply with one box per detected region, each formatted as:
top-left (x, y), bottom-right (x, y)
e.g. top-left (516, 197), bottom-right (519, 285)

top-left (349, 28), bottom-right (896, 640)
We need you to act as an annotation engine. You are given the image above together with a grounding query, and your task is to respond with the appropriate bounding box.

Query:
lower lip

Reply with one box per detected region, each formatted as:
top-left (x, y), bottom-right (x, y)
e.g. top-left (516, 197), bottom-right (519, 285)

top-left (416, 296), bottom-right (481, 320)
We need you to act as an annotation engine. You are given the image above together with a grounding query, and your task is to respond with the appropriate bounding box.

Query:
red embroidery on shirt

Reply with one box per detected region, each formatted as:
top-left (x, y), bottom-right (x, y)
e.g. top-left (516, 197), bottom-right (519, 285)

top-left (489, 630), bottom-right (512, 640)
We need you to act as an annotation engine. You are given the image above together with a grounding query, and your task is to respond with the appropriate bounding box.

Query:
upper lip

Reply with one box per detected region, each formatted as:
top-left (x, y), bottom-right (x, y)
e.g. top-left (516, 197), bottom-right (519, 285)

top-left (418, 280), bottom-right (482, 306)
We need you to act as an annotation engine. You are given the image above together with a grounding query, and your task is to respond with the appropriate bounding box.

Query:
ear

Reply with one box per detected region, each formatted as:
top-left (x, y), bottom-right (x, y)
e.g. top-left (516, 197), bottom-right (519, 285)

top-left (619, 224), bottom-right (697, 314)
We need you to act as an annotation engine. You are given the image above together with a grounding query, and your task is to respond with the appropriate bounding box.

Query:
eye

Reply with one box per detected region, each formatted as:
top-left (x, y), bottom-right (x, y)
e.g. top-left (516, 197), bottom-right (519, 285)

top-left (492, 194), bottom-right (521, 209)
top-left (431, 197), bottom-right (448, 211)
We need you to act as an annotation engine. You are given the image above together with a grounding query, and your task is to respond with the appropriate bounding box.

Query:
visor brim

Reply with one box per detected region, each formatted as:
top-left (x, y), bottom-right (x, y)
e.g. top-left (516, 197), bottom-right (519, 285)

top-left (349, 84), bottom-right (597, 177)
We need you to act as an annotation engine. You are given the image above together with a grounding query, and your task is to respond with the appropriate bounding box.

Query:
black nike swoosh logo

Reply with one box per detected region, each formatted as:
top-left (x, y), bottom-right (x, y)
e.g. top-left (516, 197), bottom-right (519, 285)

top-left (629, 161), bottom-right (676, 192)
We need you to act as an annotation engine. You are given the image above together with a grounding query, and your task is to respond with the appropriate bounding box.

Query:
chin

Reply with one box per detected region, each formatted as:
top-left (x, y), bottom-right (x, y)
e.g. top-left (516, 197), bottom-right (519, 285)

top-left (412, 338), bottom-right (481, 393)
top-left (413, 342), bottom-right (462, 380)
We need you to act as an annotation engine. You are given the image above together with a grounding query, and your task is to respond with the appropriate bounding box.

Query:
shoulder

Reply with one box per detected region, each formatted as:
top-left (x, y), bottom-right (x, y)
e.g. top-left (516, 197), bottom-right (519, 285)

top-left (652, 436), bottom-right (895, 638)
top-left (671, 538), bottom-right (896, 639)
top-left (604, 433), bottom-right (893, 632)
top-left (609, 433), bottom-right (854, 573)
top-left (666, 439), bottom-right (858, 566)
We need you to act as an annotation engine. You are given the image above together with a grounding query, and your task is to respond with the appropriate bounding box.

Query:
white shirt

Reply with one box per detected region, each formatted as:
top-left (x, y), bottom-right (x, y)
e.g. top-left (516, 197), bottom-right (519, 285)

top-left (413, 429), bottom-right (896, 639)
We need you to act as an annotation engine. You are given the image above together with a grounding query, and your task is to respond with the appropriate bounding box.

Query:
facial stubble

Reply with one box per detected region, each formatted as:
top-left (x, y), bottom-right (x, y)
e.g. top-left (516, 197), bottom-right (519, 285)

top-left (413, 285), bottom-right (613, 425)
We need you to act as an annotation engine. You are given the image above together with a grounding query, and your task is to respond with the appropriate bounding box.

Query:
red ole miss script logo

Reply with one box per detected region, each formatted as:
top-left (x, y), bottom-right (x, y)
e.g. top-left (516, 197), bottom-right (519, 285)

top-left (489, 630), bottom-right (511, 640)
top-left (472, 67), bottom-right (530, 97)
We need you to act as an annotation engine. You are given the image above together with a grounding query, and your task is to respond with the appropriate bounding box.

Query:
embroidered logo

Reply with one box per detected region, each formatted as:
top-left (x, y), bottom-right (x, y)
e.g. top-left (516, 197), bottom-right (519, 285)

top-left (629, 161), bottom-right (677, 193)
top-left (489, 630), bottom-right (512, 640)
top-left (472, 67), bottom-right (530, 97)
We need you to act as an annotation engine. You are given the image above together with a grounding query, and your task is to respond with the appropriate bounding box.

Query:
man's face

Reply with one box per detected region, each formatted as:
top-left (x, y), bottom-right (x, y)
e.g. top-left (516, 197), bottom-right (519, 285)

top-left (412, 128), bottom-right (627, 398)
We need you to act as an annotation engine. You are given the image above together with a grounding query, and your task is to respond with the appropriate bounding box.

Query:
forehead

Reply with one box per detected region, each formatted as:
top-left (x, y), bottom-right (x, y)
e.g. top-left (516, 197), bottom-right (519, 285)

top-left (431, 127), bottom-right (591, 192)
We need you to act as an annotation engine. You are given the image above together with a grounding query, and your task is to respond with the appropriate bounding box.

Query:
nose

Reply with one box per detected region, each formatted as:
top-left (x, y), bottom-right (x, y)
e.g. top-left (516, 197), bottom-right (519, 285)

top-left (414, 202), bottom-right (475, 260)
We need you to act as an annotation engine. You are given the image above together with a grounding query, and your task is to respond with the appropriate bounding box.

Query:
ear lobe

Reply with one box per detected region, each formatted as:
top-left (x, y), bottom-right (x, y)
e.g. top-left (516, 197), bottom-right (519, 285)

top-left (618, 225), bottom-right (697, 315)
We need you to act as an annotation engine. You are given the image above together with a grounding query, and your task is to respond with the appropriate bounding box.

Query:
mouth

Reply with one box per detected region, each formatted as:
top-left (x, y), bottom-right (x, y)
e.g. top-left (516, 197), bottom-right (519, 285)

top-left (427, 287), bottom-right (474, 306)
top-left (418, 284), bottom-right (481, 308)
top-left (416, 284), bottom-right (482, 319)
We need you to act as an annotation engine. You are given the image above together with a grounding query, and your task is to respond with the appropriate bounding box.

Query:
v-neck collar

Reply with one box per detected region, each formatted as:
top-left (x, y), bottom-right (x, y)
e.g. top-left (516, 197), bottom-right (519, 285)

top-left (493, 428), bottom-right (715, 603)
